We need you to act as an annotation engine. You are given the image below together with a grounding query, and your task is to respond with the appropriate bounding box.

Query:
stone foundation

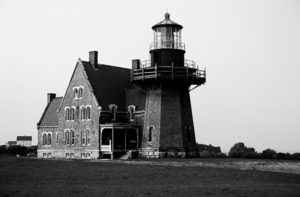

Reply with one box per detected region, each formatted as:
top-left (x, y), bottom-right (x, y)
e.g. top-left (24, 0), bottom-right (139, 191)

top-left (37, 149), bottom-right (100, 159)
top-left (139, 147), bottom-right (199, 158)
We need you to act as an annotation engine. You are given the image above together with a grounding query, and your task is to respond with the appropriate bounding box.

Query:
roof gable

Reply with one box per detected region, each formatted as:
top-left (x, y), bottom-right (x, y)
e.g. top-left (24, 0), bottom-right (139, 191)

top-left (81, 61), bottom-right (131, 111)
top-left (17, 136), bottom-right (32, 141)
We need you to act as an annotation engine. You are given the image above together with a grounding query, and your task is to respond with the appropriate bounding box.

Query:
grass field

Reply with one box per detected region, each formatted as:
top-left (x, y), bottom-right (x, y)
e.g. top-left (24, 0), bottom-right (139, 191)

top-left (0, 156), bottom-right (300, 197)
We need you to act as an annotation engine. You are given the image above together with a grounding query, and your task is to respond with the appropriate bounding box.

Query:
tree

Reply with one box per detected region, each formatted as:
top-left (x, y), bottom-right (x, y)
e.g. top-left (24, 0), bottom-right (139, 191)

top-left (261, 149), bottom-right (277, 159)
top-left (228, 142), bottom-right (259, 159)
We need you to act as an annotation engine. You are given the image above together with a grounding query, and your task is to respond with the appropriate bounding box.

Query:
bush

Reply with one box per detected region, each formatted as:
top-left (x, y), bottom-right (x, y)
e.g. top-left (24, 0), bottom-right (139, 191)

top-left (261, 149), bottom-right (277, 159)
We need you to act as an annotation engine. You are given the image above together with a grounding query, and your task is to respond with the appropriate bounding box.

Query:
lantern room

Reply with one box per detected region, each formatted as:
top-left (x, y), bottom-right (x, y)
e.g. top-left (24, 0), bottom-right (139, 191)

top-left (150, 13), bottom-right (185, 51)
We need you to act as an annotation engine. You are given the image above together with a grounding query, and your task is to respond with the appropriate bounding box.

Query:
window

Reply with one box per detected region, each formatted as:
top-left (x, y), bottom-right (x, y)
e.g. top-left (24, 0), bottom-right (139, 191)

top-left (81, 130), bottom-right (86, 145)
top-left (47, 153), bottom-right (51, 158)
top-left (43, 153), bottom-right (47, 158)
top-left (70, 153), bottom-right (74, 158)
top-left (86, 106), bottom-right (91, 120)
top-left (70, 130), bottom-right (75, 145)
top-left (149, 127), bottom-right (153, 142)
top-left (56, 132), bottom-right (59, 143)
top-left (81, 153), bottom-right (86, 158)
top-left (86, 153), bottom-right (90, 158)
top-left (70, 107), bottom-right (75, 120)
top-left (86, 130), bottom-right (90, 145)
top-left (128, 105), bottom-right (135, 121)
top-left (65, 107), bottom-right (70, 121)
top-left (78, 87), bottom-right (83, 98)
top-left (42, 133), bottom-right (47, 145)
top-left (47, 133), bottom-right (51, 145)
top-left (76, 106), bottom-right (80, 119)
top-left (74, 88), bottom-right (79, 99)
top-left (65, 130), bottom-right (70, 145)
top-left (65, 153), bottom-right (69, 158)
top-left (186, 126), bottom-right (192, 142)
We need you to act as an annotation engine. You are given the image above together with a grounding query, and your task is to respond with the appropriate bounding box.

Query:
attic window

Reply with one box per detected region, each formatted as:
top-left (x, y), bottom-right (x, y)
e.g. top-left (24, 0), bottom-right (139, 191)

top-left (78, 87), bottom-right (84, 98)
top-left (74, 88), bottom-right (79, 99)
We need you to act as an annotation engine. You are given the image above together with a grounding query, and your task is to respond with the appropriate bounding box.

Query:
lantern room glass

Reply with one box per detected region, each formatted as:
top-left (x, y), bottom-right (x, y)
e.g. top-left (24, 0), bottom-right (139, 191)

top-left (153, 26), bottom-right (182, 50)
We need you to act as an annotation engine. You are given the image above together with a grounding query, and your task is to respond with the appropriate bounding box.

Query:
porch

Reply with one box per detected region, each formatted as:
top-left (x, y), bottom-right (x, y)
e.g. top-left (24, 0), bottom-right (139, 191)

top-left (100, 124), bottom-right (139, 159)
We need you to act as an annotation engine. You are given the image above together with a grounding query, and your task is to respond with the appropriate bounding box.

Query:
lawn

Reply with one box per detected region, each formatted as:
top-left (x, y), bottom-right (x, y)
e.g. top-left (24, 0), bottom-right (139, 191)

top-left (0, 156), bottom-right (299, 197)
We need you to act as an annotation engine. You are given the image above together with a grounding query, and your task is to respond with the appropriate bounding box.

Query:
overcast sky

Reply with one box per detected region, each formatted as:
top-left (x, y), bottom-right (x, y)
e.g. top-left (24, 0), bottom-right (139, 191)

top-left (0, 0), bottom-right (299, 153)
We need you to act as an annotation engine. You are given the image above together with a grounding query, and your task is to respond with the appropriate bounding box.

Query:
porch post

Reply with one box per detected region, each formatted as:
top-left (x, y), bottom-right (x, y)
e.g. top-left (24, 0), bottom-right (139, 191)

top-left (136, 128), bottom-right (138, 149)
top-left (111, 127), bottom-right (114, 160)
top-left (124, 129), bottom-right (127, 151)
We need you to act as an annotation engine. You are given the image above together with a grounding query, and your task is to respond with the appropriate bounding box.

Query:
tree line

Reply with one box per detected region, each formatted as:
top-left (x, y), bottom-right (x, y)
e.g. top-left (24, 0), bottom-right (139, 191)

top-left (197, 142), bottom-right (300, 160)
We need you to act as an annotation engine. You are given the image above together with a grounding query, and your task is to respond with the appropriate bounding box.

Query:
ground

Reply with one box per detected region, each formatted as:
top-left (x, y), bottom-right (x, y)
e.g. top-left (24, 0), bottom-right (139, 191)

top-left (0, 156), bottom-right (300, 197)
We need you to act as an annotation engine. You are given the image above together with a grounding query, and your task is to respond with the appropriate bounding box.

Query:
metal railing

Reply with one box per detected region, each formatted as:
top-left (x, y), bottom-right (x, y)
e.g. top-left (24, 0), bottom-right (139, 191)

top-left (131, 61), bottom-right (206, 85)
top-left (150, 41), bottom-right (185, 50)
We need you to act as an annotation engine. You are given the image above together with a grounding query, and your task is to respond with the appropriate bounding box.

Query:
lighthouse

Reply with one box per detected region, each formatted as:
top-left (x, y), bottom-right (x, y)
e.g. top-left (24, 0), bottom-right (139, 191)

top-left (131, 13), bottom-right (206, 158)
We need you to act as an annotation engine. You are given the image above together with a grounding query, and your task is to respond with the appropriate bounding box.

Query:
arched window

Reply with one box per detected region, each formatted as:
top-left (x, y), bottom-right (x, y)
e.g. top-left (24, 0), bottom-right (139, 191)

top-left (76, 106), bottom-right (80, 120)
top-left (65, 107), bottom-right (70, 121)
top-left (79, 87), bottom-right (83, 98)
top-left (65, 130), bottom-right (70, 145)
top-left (81, 130), bottom-right (86, 145)
top-left (86, 106), bottom-right (91, 119)
top-left (42, 133), bottom-right (47, 145)
top-left (70, 107), bottom-right (75, 120)
top-left (70, 130), bottom-right (75, 145)
top-left (86, 130), bottom-right (90, 145)
top-left (56, 132), bottom-right (59, 143)
top-left (128, 105), bottom-right (136, 121)
top-left (149, 127), bottom-right (153, 142)
top-left (74, 87), bottom-right (79, 99)
top-left (47, 133), bottom-right (51, 145)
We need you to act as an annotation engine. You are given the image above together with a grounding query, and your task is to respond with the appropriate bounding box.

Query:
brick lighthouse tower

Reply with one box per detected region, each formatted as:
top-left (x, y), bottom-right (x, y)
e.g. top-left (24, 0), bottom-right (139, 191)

top-left (131, 13), bottom-right (206, 158)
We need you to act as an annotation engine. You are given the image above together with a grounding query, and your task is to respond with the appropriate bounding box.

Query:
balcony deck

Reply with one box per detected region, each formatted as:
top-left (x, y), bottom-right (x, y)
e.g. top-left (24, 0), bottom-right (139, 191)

top-left (131, 62), bottom-right (206, 86)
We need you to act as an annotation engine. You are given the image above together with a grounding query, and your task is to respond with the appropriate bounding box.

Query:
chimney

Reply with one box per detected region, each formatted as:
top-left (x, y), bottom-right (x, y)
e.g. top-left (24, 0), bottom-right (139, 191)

top-left (47, 93), bottom-right (56, 104)
top-left (132, 59), bottom-right (140, 69)
top-left (89, 51), bottom-right (98, 69)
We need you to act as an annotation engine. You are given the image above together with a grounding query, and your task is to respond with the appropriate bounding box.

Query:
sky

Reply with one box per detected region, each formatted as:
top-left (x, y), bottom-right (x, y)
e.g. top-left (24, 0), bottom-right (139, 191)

top-left (0, 0), bottom-right (299, 153)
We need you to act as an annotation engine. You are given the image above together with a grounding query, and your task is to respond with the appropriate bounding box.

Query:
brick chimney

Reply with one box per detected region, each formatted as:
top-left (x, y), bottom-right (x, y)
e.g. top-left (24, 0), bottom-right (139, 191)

top-left (47, 93), bottom-right (56, 104)
top-left (132, 59), bottom-right (140, 69)
top-left (89, 51), bottom-right (98, 69)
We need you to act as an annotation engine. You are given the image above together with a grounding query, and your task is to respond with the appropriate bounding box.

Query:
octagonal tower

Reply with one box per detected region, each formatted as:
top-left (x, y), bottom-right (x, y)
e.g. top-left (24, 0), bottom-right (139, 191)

top-left (131, 13), bottom-right (206, 158)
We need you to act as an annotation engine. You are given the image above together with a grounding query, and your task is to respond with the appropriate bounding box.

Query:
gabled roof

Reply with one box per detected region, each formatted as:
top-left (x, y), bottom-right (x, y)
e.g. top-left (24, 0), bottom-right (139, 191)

top-left (17, 136), bottom-right (32, 141)
top-left (38, 97), bottom-right (62, 127)
top-left (81, 61), bottom-right (131, 111)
